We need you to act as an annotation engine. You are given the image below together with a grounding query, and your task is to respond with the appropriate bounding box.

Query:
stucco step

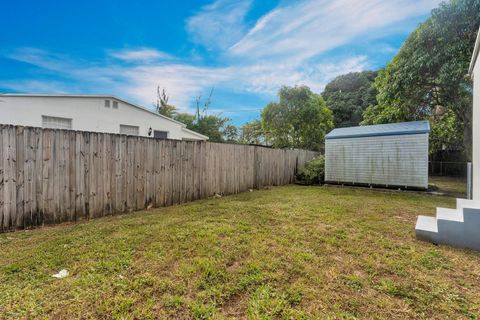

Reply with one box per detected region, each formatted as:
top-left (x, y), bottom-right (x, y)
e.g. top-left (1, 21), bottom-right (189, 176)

top-left (456, 198), bottom-right (480, 210)
top-left (416, 215), bottom-right (438, 232)
top-left (436, 208), bottom-right (466, 248)
top-left (416, 206), bottom-right (480, 251)
top-left (436, 207), bottom-right (463, 222)
top-left (415, 215), bottom-right (438, 243)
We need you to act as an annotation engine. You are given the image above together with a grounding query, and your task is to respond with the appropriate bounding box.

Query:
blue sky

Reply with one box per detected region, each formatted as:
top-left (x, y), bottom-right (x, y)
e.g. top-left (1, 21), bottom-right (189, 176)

top-left (0, 0), bottom-right (442, 125)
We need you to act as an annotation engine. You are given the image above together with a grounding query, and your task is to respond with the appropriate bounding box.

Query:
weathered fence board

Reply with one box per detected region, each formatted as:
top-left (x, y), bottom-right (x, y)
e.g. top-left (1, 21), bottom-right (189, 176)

top-left (0, 125), bottom-right (319, 231)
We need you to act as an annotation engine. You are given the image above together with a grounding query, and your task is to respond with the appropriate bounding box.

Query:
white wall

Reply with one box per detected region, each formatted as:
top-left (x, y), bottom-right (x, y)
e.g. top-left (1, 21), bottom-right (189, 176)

top-left (0, 96), bottom-right (206, 140)
top-left (473, 58), bottom-right (480, 199)
top-left (325, 133), bottom-right (429, 189)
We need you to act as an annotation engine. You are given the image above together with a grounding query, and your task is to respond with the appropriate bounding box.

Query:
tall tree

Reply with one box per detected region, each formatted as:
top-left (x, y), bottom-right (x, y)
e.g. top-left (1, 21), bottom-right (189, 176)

top-left (261, 85), bottom-right (333, 151)
top-left (223, 124), bottom-right (238, 143)
top-left (152, 87), bottom-right (237, 143)
top-left (177, 88), bottom-right (236, 143)
top-left (192, 115), bottom-right (230, 142)
top-left (322, 71), bottom-right (377, 128)
top-left (239, 120), bottom-right (265, 145)
top-left (362, 0), bottom-right (480, 158)
top-left (155, 86), bottom-right (177, 118)
top-left (174, 113), bottom-right (195, 128)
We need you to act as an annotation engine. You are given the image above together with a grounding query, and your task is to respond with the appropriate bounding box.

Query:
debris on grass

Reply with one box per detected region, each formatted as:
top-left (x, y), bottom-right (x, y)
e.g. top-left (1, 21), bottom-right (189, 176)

top-left (52, 269), bottom-right (69, 279)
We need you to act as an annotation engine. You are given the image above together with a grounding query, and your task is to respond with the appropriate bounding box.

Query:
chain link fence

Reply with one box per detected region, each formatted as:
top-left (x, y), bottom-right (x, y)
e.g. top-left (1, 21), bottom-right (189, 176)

top-left (429, 161), bottom-right (467, 177)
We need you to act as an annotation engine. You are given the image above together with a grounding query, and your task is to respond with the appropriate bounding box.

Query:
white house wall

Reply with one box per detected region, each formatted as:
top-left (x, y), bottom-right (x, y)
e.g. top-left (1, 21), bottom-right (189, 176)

top-left (473, 58), bottom-right (480, 199)
top-left (0, 96), bottom-right (206, 140)
top-left (325, 133), bottom-right (429, 189)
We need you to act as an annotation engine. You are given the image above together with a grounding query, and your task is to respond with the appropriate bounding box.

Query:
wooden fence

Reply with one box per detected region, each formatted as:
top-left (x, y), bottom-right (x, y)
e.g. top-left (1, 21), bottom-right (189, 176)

top-left (0, 125), bottom-right (319, 231)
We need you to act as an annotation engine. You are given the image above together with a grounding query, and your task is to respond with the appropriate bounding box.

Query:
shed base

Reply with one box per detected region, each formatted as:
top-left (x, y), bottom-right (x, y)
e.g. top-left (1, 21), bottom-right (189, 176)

top-left (324, 181), bottom-right (428, 191)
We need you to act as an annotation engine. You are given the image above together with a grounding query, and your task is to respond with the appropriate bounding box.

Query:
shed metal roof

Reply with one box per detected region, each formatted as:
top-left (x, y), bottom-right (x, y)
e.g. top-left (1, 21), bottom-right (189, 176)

top-left (325, 120), bottom-right (430, 140)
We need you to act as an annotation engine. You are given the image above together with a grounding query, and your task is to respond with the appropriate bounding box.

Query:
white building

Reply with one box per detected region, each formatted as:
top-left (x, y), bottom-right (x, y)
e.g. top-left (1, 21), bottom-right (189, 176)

top-left (415, 28), bottom-right (480, 251)
top-left (0, 94), bottom-right (208, 141)
top-left (325, 121), bottom-right (430, 189)
top-left (470, 27), bottom-right (480, 200)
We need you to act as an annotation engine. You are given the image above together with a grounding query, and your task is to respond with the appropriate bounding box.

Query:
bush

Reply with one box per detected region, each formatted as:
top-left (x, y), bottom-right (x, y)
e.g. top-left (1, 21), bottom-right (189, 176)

top-left (296, 155), bottom-right (325, 185)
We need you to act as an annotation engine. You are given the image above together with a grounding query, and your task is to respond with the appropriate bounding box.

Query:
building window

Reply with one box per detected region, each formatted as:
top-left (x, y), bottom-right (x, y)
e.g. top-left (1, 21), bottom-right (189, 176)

top-left (104, 99), bottom-right (110, 108)
top-left (42, 115), bottom-right (72, 130)
top-left (112, 101), bottom-right (118, 109)
top-left (120, 124), bottom-right (139, 136)
top-left (153, 130), bottom-right (168, 139)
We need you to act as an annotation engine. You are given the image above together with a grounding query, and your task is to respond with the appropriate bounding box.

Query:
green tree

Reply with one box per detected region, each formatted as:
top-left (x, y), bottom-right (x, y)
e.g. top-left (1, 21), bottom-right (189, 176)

top-left (223, 124), bottom-right (238, 143)
top-left (261, 85), bottom-right (333, 151)
top-left (322, 71), bottom-right (377, 127)
top-left (192, 115), bottom-right (229, 142)
top-left (153, 87), bottom-right (238, 143)
top-left (178, 88), bottom-right (236, 143)
top-left (429, 109), bottom-right (464, 155)
top-left (239, 120), bottom-right (265, 145)
top-left (362, 0), bottom-right (480, 158)
top-left (155, 87), bottom-right (177, 118)
top-left (174, 113), bottom-right (195, 128)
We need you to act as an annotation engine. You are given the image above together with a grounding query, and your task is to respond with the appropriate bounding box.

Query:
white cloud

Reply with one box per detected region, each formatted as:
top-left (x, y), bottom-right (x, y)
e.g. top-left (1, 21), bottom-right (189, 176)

top-left (186, 0), bottom-right (252, 50)
top-left (234, 55), bottom-right (368, 95)
top-left (6, 48), bottom-right (73, 72)
top-left (3, 48), bottom-right (367, 112)
top-left (109, 48), bottom-right (174, 62)
top-left (230, 0), bottom-right (442, 62)
top-left (119, 64), bottom-right (232, 112)
top-left (4, 48), bottom-right (230, 112)
top-left (3, 0), bottom-right (442, 119)
top-left (0, 80), bottom-right (70, 94)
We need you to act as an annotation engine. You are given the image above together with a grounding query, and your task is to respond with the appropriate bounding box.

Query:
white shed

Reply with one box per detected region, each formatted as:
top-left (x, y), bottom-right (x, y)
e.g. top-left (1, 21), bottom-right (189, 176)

top-left (325, 121), bottom-right (430, 189)
top-left (0, 94), bottom-right (208, 141)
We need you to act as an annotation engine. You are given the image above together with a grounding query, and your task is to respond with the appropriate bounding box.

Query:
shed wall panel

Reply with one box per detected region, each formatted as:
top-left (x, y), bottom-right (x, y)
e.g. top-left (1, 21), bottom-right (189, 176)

top-left (325, 133), bottom-right (428, 188)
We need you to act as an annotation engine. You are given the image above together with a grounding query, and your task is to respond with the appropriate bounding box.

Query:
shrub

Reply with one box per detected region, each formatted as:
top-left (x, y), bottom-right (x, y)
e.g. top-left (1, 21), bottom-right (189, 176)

top-left (296, 155), bottom-right (325, 185)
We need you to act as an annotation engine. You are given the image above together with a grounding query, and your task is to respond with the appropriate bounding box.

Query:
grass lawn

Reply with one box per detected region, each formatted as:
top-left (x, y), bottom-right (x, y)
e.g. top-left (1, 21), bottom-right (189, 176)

top-left (1, 185), bottom-right (479, 319)
top-left (429, 176), bottom-right (467, 198)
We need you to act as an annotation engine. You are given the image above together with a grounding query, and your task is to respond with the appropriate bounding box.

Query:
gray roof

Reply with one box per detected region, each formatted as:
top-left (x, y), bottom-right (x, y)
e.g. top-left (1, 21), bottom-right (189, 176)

top-left (325, 120), bottom-right (430, 140)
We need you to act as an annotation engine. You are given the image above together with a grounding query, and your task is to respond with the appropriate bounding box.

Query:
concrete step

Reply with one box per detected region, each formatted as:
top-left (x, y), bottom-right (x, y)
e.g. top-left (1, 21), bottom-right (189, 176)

top-left (416, 205), bottom-right (480, 251)
top-left (415, 215), bottom-right (438, 243)
top-left (436, 207), bottom-right (466, 248)
top-left (456, 198), bottom-right (480, 210)
top-left (461, 207), bottom-right (480, 250)
top-left (436, 207), bottom-right (463, 222)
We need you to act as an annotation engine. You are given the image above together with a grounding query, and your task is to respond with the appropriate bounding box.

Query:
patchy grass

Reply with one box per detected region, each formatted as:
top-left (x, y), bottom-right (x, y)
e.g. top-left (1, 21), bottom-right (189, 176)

top-left (1, 185), bottom-right (479, 319)
top-left (430, 176), bottom-right (467, 197)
